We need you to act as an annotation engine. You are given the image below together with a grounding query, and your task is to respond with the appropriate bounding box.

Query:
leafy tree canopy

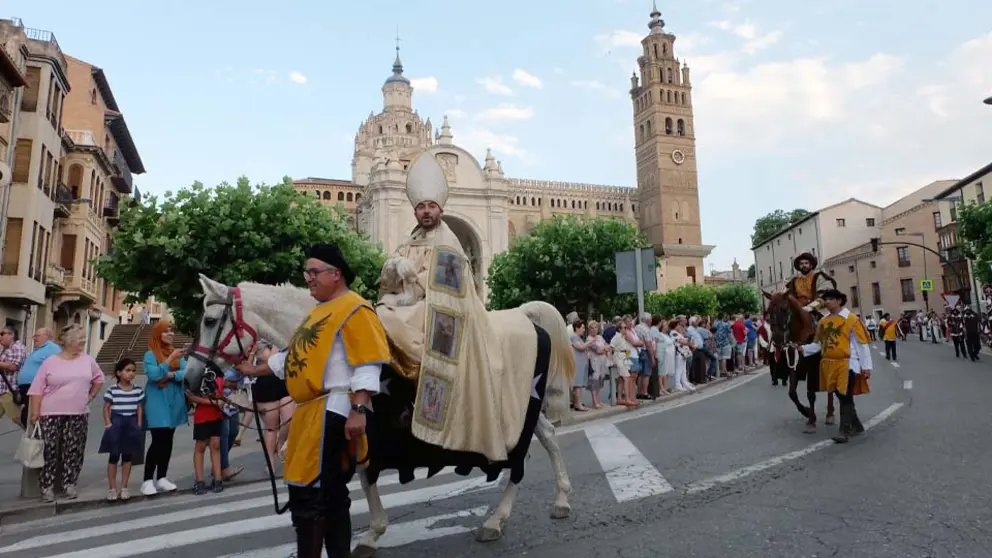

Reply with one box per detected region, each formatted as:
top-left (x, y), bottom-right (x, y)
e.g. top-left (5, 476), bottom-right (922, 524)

top-left (646, 284), bottom-right (718, 318)
top-left (713, 282), bottom-right (762, 316)
top-left (957, 200), bottom-right (992, 284)
top-left (751, 208), bottom-right (811, 246)
top-left (96, 177), bottom-right (386, 333)
top-left (747, 263), bottom-right (756, 280)
top-left (486, 216), bottom-right (648, 317)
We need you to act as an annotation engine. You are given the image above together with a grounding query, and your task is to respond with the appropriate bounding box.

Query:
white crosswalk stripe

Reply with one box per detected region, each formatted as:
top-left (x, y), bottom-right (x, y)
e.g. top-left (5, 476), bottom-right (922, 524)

top-left (586, 423), bottom-right (672, 502)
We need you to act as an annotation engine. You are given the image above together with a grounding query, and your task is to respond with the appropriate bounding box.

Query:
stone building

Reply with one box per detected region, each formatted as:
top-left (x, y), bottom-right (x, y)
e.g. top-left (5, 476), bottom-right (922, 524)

top-left (820, 180), bottom-right (955, 318)
top-left (0, 17), bottom-right (144, 355)
top-left (931, 162), bottom-right (990, 310)
top-left (293, 6), bottom-right (713, 295)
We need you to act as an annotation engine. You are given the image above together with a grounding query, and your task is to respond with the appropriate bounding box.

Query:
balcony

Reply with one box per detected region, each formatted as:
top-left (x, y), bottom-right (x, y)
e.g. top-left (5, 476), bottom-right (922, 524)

top-left (111, 149), bottom-right (133, 193)
top-left (24, 27), bottom-right (66, 72)
top-left (63, 273), bottom-right (97, 304)
top-left (103, 197), bottom-right (120, 224)
top-left (54, 181), bottom-right (73, 217)
top-left (44, 264), bottom-right (67, 291)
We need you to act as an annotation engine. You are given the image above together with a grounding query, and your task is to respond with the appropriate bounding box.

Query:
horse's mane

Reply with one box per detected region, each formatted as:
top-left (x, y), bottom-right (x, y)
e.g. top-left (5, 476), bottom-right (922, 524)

top-left (767, 291), bottom-right (815, 343)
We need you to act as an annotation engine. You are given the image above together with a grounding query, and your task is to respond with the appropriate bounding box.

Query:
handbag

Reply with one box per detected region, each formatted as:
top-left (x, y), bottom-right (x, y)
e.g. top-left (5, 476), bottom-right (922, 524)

top-left (15, 422), bottom-right (45, 469)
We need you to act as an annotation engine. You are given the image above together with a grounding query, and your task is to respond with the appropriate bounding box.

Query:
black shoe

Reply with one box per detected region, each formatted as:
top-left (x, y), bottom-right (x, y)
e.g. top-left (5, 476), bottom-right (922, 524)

top-left (192, 481), bottom-right (208, 495)
top-left (211, 479), bottom-right (225, 493)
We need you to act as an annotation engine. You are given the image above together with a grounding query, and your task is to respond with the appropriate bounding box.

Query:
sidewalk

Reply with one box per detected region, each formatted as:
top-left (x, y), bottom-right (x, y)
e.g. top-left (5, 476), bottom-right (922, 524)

top-left (0, 367), bottom-right (764, 523)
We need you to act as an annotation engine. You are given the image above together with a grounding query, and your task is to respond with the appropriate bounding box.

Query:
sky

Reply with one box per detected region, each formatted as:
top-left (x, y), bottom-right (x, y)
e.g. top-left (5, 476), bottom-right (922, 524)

top-left (10, 0), bottom-right (992, 273)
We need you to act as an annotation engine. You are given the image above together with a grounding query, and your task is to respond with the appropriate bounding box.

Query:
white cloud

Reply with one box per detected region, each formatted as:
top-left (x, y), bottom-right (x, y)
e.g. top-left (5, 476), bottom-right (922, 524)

top-left (594, 29), bottom-right (642, 51)
top-left (446, 108), bottom-right (467, 119)
top-left (571, 80), bottom-right (608, 90)
top-left (289, 71), bottom-right (308, 85)
top-left (476, 76), bottom-right (514, 96)
top-left (476, 103), bottom-right (534, 121)
top-left (410, 76), bottom-right (438, 93)
top-left (454, 126), bottom-right (527, 159)
top-left (512, 69), bottom-right (543, 89)
top-left (709, 19), bottom-right (782, 54)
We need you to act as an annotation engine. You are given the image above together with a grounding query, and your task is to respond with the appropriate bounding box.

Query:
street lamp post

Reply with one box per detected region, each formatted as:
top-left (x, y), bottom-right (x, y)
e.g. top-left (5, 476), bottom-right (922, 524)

top-left (906, 232), bottom-right (929, 311)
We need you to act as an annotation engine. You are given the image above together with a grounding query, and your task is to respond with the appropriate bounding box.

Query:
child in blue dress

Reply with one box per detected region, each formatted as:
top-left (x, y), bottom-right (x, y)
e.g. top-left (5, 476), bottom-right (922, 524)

top-left (99, 358), bottom-right (145, 501)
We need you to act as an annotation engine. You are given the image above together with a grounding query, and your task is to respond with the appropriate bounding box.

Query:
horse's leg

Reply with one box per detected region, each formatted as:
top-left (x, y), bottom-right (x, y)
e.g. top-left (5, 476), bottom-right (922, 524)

top-left (351, 470), bottom-right (388, 558)
top-left (476, 481), bottom-right (520, 542)
top-left (534, 413), bottom-right (572, 519)
top-left (825, 392), bottom-right (836, 425)
top-left (804, 387), bottom-right (817, 433)
top-left (787, 373), bottom-right (808, 419)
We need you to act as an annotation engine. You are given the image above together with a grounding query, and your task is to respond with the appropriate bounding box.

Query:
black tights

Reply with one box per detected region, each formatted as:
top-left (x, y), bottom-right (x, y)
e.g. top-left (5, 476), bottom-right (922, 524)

top-left (143, 427), bottom-right (176, 481)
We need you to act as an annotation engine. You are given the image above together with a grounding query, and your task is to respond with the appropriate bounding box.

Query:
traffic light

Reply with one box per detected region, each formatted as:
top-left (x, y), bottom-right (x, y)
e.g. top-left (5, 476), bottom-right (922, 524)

top-left (870, 237), bottom-right (880, 252)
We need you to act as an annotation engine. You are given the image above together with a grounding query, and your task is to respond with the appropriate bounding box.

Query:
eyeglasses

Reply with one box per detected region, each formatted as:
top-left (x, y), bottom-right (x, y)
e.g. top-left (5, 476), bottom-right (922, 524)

top-left (303, 267), bottom-right (337, 281)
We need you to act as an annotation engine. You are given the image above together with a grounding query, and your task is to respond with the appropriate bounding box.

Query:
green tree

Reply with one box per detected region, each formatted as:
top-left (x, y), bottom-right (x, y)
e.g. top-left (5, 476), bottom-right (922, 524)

top-left (486, 216), bottom-right (647, 317)
top-left (751, 208), bottom-right (811, 246)
top-left (714, 282), bottom-right (761, 316)
top-left (747, 263), bottom-right (756, 280)
top-left (96, 177), bottom-right (386, 333)
top-left (957, 200), bottom-right (992, 284)
top-left (645, 284), bottom-right (718, 317)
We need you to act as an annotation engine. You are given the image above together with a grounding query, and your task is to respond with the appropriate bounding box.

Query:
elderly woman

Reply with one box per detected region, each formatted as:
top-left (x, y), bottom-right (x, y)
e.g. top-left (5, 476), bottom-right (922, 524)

top-left (27, 325), bottom-right (104, 501)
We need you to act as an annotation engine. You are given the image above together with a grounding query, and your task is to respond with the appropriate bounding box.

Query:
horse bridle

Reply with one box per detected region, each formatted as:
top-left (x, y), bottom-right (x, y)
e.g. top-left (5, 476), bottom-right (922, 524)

top-left (186, 287), bottom-right (258, 396)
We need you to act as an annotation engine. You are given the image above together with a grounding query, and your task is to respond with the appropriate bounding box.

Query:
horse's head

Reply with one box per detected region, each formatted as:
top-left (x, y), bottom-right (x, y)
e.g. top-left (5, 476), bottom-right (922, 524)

top-left (184, 274), bottom-right (260, 396)
top-left (763, 290), bottom-right (809, 346)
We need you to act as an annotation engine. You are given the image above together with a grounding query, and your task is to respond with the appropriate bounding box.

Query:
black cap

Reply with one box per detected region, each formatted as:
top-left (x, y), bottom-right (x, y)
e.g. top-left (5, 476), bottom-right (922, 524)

top-left (821, 288), bottom-right (847, 306)
top-left (307, 243), bottom-right (355, 285)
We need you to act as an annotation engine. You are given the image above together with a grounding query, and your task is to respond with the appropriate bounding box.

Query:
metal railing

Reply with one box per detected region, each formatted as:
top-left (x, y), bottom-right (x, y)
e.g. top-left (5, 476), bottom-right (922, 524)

top-left (24, 27), bottom-right (66, 69)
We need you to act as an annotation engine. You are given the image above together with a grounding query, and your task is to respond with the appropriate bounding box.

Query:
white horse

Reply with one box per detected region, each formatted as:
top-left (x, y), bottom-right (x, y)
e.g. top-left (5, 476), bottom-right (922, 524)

top-left (183, 274), bottom-right (575, 556)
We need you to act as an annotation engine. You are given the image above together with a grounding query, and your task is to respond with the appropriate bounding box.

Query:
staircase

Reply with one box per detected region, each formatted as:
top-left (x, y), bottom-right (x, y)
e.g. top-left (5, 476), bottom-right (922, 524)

top-left (95, 324), bottom-right (141, 374)
top-left (94, 324), bottom-right (195, 374)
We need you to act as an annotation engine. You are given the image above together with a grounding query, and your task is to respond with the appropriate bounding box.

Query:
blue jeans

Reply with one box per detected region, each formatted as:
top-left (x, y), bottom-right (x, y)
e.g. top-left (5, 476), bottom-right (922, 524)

top-left (219, 412), bottom-right (240, 470)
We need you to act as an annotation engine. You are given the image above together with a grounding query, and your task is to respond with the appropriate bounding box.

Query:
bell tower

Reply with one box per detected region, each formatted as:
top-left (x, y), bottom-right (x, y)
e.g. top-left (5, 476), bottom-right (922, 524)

top-left (630, 2), bottom-right (712, 288)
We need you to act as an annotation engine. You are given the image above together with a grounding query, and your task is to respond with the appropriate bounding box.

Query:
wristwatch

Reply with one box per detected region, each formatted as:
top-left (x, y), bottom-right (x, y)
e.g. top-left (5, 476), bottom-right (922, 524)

top-left (351, 404), bottom-right (370, 414)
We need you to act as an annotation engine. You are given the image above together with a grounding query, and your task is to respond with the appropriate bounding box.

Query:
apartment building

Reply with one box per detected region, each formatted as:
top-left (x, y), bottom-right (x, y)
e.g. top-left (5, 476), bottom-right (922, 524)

top-left (932, 162), bottom-right (991, 309)
top-left (752, 198), bottom-right (882, 295)
top-left (821, 180), bottom-right (955, 318)
top-left (0, 18), bottom-right (145, 356)
top-left (0, 22), bottom-right (27, 166)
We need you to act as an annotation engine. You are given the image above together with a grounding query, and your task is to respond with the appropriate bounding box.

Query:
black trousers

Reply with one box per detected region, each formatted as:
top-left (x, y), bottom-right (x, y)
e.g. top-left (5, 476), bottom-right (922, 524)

top-left (884, 340), bottom-right (897, 361)
top-left (965, 333), bottom-right (981, 360)
top-left (952, 335), bottom-right (966, 357)
top-left (143, 427), bottom-right (176, 481)
top-left (288, 411), bottom-right (353, 558)
top-left (17, 384), bottom-right (29, 426)
top-left (833, 370), bottom-right (864, 435)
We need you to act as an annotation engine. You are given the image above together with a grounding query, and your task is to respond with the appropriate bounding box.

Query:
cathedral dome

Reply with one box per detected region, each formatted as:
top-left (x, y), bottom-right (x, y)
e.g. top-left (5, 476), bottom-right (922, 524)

top-left (384, 51), bottom-right (410, 86)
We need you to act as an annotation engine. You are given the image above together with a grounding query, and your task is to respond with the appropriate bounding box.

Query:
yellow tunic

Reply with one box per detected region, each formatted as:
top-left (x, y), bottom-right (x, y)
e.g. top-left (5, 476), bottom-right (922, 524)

top-left (790, 274), bottom-right (817, 306)
top-left (815, 313), bottom-right (871, 396)
top-left (282, 291), bottom-right (392, 486)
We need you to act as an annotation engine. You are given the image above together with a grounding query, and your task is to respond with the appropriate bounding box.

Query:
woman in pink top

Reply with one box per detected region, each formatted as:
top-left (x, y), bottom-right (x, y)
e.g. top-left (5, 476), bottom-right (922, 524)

top-left (27, 325), bottom-right (104, 502)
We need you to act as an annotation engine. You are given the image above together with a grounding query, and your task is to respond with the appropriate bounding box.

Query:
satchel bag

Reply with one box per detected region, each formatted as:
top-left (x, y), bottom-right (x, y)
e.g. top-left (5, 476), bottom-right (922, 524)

top-left (15, 422), bottom-right (45, 469)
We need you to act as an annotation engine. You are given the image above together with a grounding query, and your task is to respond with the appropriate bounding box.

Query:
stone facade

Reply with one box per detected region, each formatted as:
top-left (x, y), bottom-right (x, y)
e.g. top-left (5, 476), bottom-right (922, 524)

top-left (0, 18), bottom-right (147, 355)
top-left (295, 8), bottom-right (716, 295)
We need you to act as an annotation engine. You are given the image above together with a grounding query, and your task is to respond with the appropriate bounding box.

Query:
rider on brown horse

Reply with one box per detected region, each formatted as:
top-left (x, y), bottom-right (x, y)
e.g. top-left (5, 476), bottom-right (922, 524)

top-left (785, 252), bottom-right (836, 319)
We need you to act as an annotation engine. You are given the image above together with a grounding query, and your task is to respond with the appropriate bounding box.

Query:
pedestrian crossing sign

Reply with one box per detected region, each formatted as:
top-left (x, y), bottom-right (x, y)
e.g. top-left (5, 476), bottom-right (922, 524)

top-left (920, 279), bottom-right (933, 292)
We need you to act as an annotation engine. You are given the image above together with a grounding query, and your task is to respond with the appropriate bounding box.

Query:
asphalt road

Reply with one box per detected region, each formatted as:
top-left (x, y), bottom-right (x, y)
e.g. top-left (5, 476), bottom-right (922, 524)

top-left (1, 338), bottom-right (988, 558)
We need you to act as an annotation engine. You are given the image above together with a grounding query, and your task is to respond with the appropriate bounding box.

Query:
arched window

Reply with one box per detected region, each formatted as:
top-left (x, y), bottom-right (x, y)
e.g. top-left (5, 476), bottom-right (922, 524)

top-left (646, 120), bottom-right (652, 135)
top-left (68, 164), bottom-right (83, 198)
top-left (322, 191), bottom-right (331, 200)
top-left (315, 191), bottom-right (321, 198)
top-left (662, 44), bottom-right (667, 56)
top-left (531, 197), bottom-right (536, 206)
top-left (678, 238), bottom-right (683, 244)
top-left (405, 123), bottom-right (413, 133)
top-left (667, 68), bottom-right (673, 83)
top-left (653, 44), bottom-right (659, 59)
top-left (677, 119), bottom-right (685, 136)
top-left (667, 90), bottom-right (672, 103)
top-left (596, 202), bottom-right (601, 210)
top-left (378, 125), bottom-right (383, 134)
top-left (665, 117), bottom-right (673, 135)
top-left (346, 192), bottom-right (353, 202)
top-left (681, 92), bottom-right (686, 105)
top-left (337, 191), bottom-right (345, 201)
top-left (639, 124), bottom-right (644, 139)
top-left (355, 194), bottom-right (361, 202)
top-left (515, 196), bottom-right (520, 205)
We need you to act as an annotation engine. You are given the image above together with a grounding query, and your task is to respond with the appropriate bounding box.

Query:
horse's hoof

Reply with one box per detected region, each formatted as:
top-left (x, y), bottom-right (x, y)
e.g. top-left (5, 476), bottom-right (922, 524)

top-left (550, 504), bottom-right (571, 519)
top-left (475, 526), bottom-right (503, 542)
top-left (825, 415), bottom-right (836, 425)
top-left (352, 544), bottom-right (377, 558)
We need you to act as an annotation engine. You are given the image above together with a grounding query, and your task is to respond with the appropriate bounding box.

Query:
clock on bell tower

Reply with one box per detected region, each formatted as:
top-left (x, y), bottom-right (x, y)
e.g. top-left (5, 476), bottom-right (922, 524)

top-left (629, 3), bottom-right (714, 289)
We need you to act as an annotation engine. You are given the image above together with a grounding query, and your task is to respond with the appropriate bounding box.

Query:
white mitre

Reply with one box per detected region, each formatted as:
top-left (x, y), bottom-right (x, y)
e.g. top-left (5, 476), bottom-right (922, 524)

top-left (406, 153), bottom-right (449, 208)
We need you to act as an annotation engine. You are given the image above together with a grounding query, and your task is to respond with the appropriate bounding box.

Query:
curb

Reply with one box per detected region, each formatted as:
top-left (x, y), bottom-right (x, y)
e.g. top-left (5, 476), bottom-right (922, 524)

top-left (559, 366), bottom-right (766, 427)
top-left (1, 367), bottom-right (768, 524)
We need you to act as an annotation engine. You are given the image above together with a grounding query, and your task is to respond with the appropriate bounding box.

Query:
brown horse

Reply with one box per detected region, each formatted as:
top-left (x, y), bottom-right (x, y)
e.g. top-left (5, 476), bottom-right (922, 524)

top-left (762, 291), bottom-right (835, 432)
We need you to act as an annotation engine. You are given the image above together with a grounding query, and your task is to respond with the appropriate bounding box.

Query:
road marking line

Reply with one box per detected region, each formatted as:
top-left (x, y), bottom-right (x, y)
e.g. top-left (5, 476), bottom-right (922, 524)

top-left (585, 423), bottom-right (673, 502)
top-left (684, 403), bottom-right (904, 494)
top-left (216, 506), bottom-right (490, 558)
top-left (878, 351), bottom-right (886, 358)
top-left (558, 370), bottom-right (765, 435)
top-left (1, 473), bottom-right (501, 557)
top-left (903, 380), bottom-right (912, 389)
top-left (891, 362), bottom-right (901, 368)
top-left (871, 345), bottom-right (878, 349)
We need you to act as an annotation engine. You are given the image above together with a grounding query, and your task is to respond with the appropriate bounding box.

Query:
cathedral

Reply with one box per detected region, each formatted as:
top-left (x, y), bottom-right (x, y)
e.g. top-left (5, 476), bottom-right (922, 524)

top-left (293, 6), bottom-right (712, 295)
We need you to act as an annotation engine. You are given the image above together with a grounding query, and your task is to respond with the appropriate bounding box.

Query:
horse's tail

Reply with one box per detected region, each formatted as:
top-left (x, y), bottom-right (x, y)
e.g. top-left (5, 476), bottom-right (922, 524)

top-left (519, 301), bottom-right (575, 423)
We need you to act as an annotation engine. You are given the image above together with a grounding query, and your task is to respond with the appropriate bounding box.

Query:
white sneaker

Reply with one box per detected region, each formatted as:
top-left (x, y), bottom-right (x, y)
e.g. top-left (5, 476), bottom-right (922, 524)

top-left (119, 488), bottom-right (130, 500)
top-left (140, 479), bottom-right (158, 496)
top-left (156, 477), bottom-right (178, 492)
top-left (107, 489), bottom-right (118, 501)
